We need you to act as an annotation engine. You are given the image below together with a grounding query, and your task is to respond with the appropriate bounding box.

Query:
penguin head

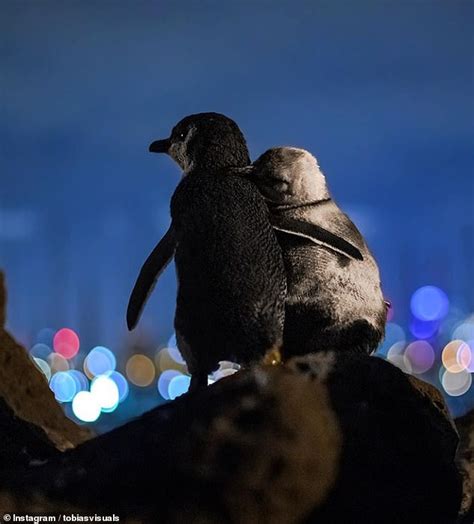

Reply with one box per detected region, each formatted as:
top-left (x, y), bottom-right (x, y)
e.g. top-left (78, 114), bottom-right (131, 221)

top-left (149, 112), bottom-right (250, 174)
top-left (242, 147), bottom-right (330, 206)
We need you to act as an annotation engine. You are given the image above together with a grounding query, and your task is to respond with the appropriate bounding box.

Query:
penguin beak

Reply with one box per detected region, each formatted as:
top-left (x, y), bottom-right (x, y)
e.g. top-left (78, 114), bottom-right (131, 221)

top-left (149, 139), bottom-right (171, 154)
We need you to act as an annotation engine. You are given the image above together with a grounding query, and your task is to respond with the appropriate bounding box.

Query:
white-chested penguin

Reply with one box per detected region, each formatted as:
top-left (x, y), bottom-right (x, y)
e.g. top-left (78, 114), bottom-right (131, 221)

top-left (127, 113), bottom-right (286, 389)
top-left (234, 147), bottom-right (387, 358)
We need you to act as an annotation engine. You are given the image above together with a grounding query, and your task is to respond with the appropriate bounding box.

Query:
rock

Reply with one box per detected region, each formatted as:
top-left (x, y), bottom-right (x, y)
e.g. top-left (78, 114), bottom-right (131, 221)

top-left (455, 409), bottom-right (474, 522)
top-left (2, 365), bottom-right (342, 523)
top-left (0, 272), bottom-right (5, 328)
top-left (1, 352), bottom-right (463, 523)
top-left (0, 396), bottom-right (57, 470)
top-left (0, 271), bottom-right (92, 451)
top-left (287, 352), bottom-right (462, 524)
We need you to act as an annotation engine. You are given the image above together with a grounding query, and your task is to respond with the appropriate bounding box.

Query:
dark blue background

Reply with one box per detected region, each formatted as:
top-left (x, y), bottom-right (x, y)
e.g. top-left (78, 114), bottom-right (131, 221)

top-left (1, 1), bottom-right (473, 422)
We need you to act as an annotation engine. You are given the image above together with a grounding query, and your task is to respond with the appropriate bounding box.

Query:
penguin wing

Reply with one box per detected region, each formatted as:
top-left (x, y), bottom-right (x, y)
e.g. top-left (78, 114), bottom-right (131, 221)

top-left (270, 215), bottom-right (364, 261)
top-left (126, 224), bottom-right (176, 330)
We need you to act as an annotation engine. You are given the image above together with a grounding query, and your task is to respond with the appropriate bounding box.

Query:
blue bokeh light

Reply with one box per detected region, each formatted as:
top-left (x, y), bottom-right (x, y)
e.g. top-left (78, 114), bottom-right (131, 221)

top-left (410, 286), bottom-right (449, 321)
top-left (68, 369), bottom-right (89, 393)
top-left (91, 375), bottom-right (120, 413)
top-left (168, 375), bottom-right (191, 400)
top-left (166, 333), bottom-right (186, 365)
top-left (30, 342), bottom-right (52, 360)
top-left (107, 371), bottom-right (129, 403)
top-left (377, 323), bottom-right (406, 356)
top-left (36, 328), bottom-right (55, 347)
top-left (85, 346), bottom-right (116, 376)
top-left (157, 370), bottom-right (182, 400)
top-left (50, 371), bottom-right (77, 402)
top-left (409, 317), bottom-right (440, 340)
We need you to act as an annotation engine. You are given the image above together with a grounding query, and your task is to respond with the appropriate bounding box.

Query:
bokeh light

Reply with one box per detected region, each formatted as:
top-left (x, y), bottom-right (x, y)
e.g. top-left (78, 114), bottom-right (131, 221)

top-left (36, 327), bottom-right (55, 347)
top-left (404, 341), bottom-right (435, 374)
top-left (24, 304), bottom-right (474, 428)
top-left (452, 319), bottom-right (474, 342)
top-left (441, 369), bottom-right (472, 397)
top-left (442, 340), bottom-right (471, 373)
top-left (168, 374), bottom-right (191, 399)
top-left (30, 343), bottom-right (52, 360)
top-left (409, 317), bottom-right (439, 340)
top-left (386, 341), bottom-right (412, 374)
top-left (90, 375), bottom-right (120, 412)
top-left (410, 286), bottom-right (449, 321)
top-left (107, 371), bottom-right (129, 403)
top-left (167, 333), bottom-right (186, 365)
top-left (48, 353), bottom-right (69, 373)
top-left (33, 357), bottom-right (51, 381)
top-left (49, 371), bottom-right (77, 402)
top-left (156, 347), bottom-right (187, 373)
top-left (68, 370), bottom-right (89, 393)
top-left (157, 370), bottom-right (182, 399)
top-left (85, 346), bottom-right (116, 376)
top-left (377, 322), bottom-right (406, 355)
top-left (126, 354), bottom-right (155, 387)
top-left (467, 341), bottom-right (474, 373)
top-left (387, 354), bottom-right (412, 374)
top-left (72, 391), bottom-right (101, 422)
top-left (53, 328), bottom-right (80, 359)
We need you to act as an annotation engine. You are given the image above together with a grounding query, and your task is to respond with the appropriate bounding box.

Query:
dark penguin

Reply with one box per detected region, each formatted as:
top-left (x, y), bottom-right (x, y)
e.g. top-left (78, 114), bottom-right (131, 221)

top-left (235, 147), bottom-right (386, 358)
top-left (127, 113), bottom-right (286, 388)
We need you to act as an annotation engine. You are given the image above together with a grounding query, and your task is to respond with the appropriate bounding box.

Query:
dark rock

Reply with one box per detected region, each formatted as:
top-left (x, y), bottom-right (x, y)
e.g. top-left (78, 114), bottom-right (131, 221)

top-left (455, 409), bottom-right (473, 522)
top-left (0, 396), bottom-right (58, 470)
top-left (286, 352), bottom-right (462, 524)
top-left (1, 353), bottom-right (463, 524)
top-left (2, 366), bottom-right (341, 523)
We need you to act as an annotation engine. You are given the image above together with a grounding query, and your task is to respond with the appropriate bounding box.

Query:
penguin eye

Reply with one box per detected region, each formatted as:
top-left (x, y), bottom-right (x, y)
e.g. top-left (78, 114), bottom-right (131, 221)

top-left (178, 132), bottom-right (185, 139)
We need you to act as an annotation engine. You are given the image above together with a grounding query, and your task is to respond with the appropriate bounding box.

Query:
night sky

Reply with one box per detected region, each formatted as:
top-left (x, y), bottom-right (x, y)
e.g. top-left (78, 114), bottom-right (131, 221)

top-left (1, 1), bottom-right (473, 421)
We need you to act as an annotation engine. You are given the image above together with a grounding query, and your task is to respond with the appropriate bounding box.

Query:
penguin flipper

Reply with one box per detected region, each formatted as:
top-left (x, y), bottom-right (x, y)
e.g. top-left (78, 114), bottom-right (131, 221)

top-left (126, 224), bottom-right (176, 330)
top-left (271, 216), bottom-right (364, 261)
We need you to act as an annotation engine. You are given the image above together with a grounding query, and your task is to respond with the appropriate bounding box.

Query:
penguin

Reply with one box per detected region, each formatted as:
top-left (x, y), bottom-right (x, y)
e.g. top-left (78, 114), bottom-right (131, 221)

top-left (232, 146), bottom-right (386, 358)
top-left (127, 113), bottom-right (286, 389)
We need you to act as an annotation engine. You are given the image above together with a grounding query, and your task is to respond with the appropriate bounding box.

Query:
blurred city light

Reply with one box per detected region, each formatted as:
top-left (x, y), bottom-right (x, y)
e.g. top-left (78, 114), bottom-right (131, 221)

top-left (107, 371), bottom-right (129, 403)
top-left (68, 369), bottom-right (89, 393)
top-left (30, 343), bottom-right (52, 360)
top-left (157, 370), bottom-right (183, 400)
top-left (126, 354), bottom-right (155, 387)
top-left (410, 286), bottom-right (449, 321)
top-left (48, 353), bottom-right (69, 373)
top-left (53, 328), bottom-right (80, 359)
top-left (36, 328), bottom-right (55, 347)
top-left (50, 371), bottom-right (77, 402)
top-left (72, 391), bottom-right (101, 422)
top-left (377, 323), bottom-right (406, 355)
top-left (442, 340), bottom-right (470, 373)
top-left (85, 346), bottom-right (116, 376)
top-left (156, 347), bottom-right (187, 373)
top-left (167, 333), bottom-right (187, 365)
top-left (405, 341), bottom-right (435, 374)
top-left (441, 369), bottom-right (472, 397)
top-left (168, 374), bottom-right (191, 399)
top-left (33, 357), bottom-right (51, 381)
top-left (91, 375), bottom-right (120, 412)
top-left (409, 317), bottom-right (440, 340)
